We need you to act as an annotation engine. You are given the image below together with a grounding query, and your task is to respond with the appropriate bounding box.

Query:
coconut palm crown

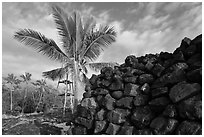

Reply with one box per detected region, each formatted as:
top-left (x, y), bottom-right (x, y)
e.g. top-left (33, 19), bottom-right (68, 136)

top-left (14, 5), bottom-right (118, 107)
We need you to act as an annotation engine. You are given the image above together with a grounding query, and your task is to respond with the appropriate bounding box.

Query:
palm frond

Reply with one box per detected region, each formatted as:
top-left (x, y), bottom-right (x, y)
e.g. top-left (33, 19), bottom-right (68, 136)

top-left (42, 67), bottom-right (66, 81)
top-left (80, 25), bottom-right (116, 62)
top-left (14, 29), bottom-right (69, 63)
top-left (86, 62), bottom-right (119, 72)
top-left (52, 6), bottom-right (73, 55)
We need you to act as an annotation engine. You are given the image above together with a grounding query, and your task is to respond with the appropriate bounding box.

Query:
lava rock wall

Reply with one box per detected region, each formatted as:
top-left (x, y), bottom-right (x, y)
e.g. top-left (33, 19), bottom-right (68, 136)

top-left (72, 34), bottom-right (202, 135)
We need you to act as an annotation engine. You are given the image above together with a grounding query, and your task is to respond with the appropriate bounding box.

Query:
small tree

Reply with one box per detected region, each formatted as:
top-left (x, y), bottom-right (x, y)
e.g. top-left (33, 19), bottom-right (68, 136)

top-left (3, 74), bottom-right (22, 111)
top-left (20, 72), bottom-right (32, 113)
top-left (32, 79), bottom-right (48, 113)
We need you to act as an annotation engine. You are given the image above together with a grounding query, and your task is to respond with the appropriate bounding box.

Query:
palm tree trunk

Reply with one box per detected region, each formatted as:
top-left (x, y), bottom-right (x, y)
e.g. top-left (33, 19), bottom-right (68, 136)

top-left (10, 87), bottom-right (13, 111)
top-left (22, 84), bottom-right (28, 114)
top-left (63, 73), bottom-right (68, 117)
top-left (73, 60), bottom-right (79, 112)
top-left (35, 91), bottom-right (43, 112)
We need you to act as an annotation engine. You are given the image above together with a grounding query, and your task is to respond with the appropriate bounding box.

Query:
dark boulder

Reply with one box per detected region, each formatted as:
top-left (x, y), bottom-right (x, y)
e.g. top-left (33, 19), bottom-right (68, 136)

top-left (111, 90), bottom-right (123, 99)
top-left (176, 121), bottom-right (202, 135)
top-left (131, 106), bottom-right (154, 128)
top-left (124, 83), bottom-right (141, 96)
top-left (94, 120), bottom-right (107, 133)
top-left (106, 123), bottom-right (120, 135)
top-left (103, 94), bottom-right (115, 110)
top-left (169, 82), bottom-right (201, 103)
top-left (150, 116), bottom-right (178, 135)
top-left (117, 126), bottom-right (134, 135)
top-left (138, 74), bottom-right (154, 85)
top-left (151, 87), bottom-right (168, 98)
top-left (116, 97), bottom-right (133, 109)
top-left (162, 105), bottom-right (178, 118)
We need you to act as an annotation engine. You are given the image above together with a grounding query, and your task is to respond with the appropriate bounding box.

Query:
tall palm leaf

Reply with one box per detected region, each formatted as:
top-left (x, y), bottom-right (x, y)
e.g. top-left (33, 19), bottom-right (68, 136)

top-left (14, 29), bottom-right (69, 63)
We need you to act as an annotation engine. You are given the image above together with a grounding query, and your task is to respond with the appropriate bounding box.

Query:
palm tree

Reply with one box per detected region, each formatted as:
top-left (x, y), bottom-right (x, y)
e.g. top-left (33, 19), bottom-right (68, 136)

top-left (32, 79), bottom-right (47, 113)
top-left (3, 74), bottom-right (22, 111)
top-left (20, 72), bottom-right (32, 113)
top-left (14, 5), bottom-right (117, 111)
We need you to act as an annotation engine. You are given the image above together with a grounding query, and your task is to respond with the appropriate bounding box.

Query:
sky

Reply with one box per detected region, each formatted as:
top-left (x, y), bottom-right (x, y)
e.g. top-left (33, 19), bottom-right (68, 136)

top-left (2, 2), bottom-right (202, 86)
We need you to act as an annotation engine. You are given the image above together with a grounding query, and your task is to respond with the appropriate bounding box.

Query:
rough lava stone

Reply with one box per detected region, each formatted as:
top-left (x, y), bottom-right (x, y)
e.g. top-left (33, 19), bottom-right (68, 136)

top-left (124, 83), bottom-right (141, 96)
top-left (162, 105), bottom-right (177, 118)
top-left (151, 87), bottom-right (168, 98)
top-left (81, 97), bottom-right (98, 110)
top-left (140, 83), bottom-right (150, 94)
top-left (72, 125), bottom-right (87, 135)
top-left (94, 121), bottom-right (107, 133)
top-left (123, 76), bottom-right (138, 84)
top-left (187, 68), bottom-right (202, 83)
top-left (103, 94), bottom-right (115, 110)
top-left (108, 75), bottom-right (124, 91)
top-left (106, 123), bottom-right (120, 135)
top-left (139, 74), bottom-right (154, 85)
top-left (169, 81), bottom-right (201, 103)
top-left (107, 108), bottom-right (130, 124)
top-left (117, 126), bottom-right (134, 135)
top-left (134, 129), bottom-right (153, 135)
top-left (95, 109), bottom-right (106, 121)
top-left (111, 90), bottom-right (123, 99)
top-left (116, 97), bottom-right (133, 109)
top-left (178, 94), bottom-right (202, 120)
top-left (125, 55), bottom-right (138, 67)
top-left (100, 67), bottom-right (114, 80)
top-left (152, 63), bottom-right (165, 77)
top-left (176, 121), bottom-right (202, 135)
top-left (131, 106), bottom-right (154, 128)
top-left (74, 117), bottom-right (93, 129)
top-left (133, 93), bottom-right (149, 106)
top-left (150, 116), bottom-right (178, 135)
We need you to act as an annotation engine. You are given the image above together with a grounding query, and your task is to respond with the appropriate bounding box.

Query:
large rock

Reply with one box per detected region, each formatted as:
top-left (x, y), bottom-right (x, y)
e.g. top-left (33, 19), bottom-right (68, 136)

top-left (151, 87), bottom-right (168, 98)
top-left (133, 93), bottom-right (149, 106)
top-left (150, 117), bottom-right (178, 135)
top-left (116, 97), bottom-right (133, 109)
top-left (124, 83), bottom-right (141, 96)
top-left (162, 105), bottom-right (177, 118)
top-left (111, 90), bottom-right (123, 99)
top-left (100, 67), bottom-right (114, 80)
top-left (152, 70), bottom-right (186, 88)
top-left (152, 63), bottom-right (165, 77)
top-left (140, 83), bottom-right (150, 94)
top-left (134, 129), bottom-right (153, 135)
top-left (103, 94), bottom-right (115, 110)
top-left (77, 106), bottom-right (94, 120)
top-left (106, 123), bottom-right (120, 135)
top-left (138, 74), bottom-right (154, 84)
top-left (107, 109), bottom-right (130, 124)
top-left (94, 88), bottom-right (109, 96)
top-left (81, 97), bottom-right (98, 110)
top-left (95, 109), bottom-right (106, 121)
top-left (123, 76), bottom-right (138, 84)
top-left (125, 55), bottom-right (138, 67)
top-left (117, 126), bottom-right (134, 135)
top-left (72, 125), bottom-right (87, 135)
top-left (94, 120), bottom-right (107, 133)
top-left (187, 68), bottom-right (202, 83)
top-left (108, 75), bottom-right (124, 91)
top-left (149, 97), bottom-right (171, 107)
top-left (176, 121), bottom-right (202, 135)
top-left (74, 117), bottom-right (93, 129)
top-left (131, 106), bottom-right (154, 128)
top-left (169, 82), bottom-right (201, 103)
top-left (178, 94), bottom-right (202, 120)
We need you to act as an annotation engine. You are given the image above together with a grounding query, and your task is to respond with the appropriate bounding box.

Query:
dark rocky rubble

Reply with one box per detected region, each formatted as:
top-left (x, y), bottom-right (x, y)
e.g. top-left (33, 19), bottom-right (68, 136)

top-left (71, 34), bottom-right (202, 135)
